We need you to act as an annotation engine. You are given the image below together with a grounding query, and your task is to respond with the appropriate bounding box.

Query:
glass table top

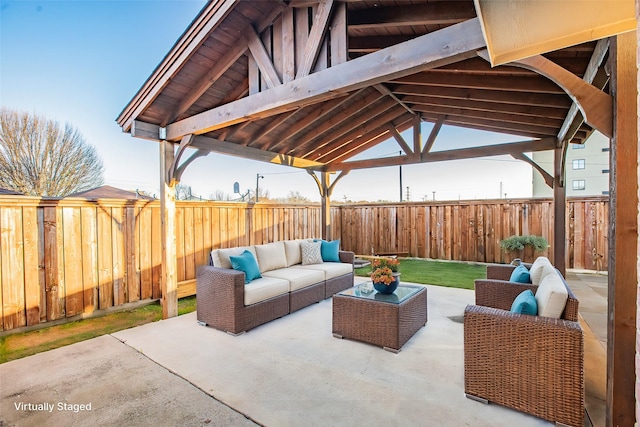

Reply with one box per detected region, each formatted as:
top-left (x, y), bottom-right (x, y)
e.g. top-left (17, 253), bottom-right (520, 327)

top-left (338, 283), bottom-right (424, 305)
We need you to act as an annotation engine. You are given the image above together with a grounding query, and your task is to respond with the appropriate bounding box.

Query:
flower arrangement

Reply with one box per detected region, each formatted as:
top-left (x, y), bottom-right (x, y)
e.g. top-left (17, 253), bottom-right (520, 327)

top-left (370, 257), bottom-right (400, 285)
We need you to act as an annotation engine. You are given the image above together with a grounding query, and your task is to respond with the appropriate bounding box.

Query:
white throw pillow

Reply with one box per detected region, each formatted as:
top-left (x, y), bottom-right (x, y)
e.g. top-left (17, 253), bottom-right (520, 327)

top-left (301, 240), bottom-right (323, 265)
top-left (255, 242), bottom-right (287, 273)
top-left (283, 240), bottom-right (303, 266)
top-left (529, 256), bottom-right (553, 285)
top-left (211, 246), bottom-right (256, 269)
top-left (535, 271), bottom-right (568, 318)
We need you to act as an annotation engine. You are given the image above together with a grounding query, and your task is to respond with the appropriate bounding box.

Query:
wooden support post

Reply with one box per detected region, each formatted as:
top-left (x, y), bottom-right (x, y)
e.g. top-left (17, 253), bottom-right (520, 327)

top-left (607, 32), bottom-right (638, 427)
top-left (553, 144), bottom-right (567, 276)
top-left (321, 172), bottom-right (331, 240)
top-left (160, 140), bottom-right (178, 319)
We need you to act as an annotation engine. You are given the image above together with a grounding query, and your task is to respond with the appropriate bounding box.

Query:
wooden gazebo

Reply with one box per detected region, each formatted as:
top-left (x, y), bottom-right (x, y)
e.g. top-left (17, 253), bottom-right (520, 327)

top-left (116, 1), bottom-right (637, 424)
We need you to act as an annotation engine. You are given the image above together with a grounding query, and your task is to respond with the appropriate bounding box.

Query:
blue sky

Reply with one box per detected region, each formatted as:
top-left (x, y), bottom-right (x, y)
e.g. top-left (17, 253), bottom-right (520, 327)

top-left (1, 0), bottom-right (535, 202)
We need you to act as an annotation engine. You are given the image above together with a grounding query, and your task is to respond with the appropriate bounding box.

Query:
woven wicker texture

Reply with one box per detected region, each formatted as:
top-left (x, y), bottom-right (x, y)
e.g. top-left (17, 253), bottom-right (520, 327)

top-left (332, 286), bottom-right (427, 351)
top-left (465, 267), bottom-right (584, 426)
top-left (197, 250), bottom-right (355, 334)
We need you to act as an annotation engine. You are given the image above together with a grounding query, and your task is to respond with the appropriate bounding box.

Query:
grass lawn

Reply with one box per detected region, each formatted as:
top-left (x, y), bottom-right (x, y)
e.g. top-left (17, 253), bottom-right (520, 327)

top-left (355, 258), bottom-right (486, 290)
top-left (2, 259), bottom-right (486, 363)
top-left (0, 297), bottom-right (196, 364)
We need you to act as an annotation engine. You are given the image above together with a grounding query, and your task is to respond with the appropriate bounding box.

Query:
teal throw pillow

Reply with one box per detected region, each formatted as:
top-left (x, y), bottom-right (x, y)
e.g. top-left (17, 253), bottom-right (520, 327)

top-left (320, 239), bottom-right (340, 262)
top-left (509, 264), bottom-right (531, 283)
top-left (229, 250), bottom-right (262, 284)
top-left (510, 289), bottom-right (538, 315)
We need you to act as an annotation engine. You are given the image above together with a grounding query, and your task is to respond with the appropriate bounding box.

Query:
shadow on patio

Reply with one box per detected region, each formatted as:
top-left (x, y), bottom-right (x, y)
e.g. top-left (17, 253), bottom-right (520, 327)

top-left (0, 274), bottom-right (605, 427)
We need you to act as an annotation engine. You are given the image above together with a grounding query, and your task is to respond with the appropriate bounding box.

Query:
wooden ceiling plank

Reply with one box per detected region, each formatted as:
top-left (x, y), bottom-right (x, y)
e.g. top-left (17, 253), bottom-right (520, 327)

top-left (263, 90), bottom-right (358, 151)
top-left (392, 84), bottom-right (571, 108)
top-left (164, 18), bottom-right (486, 141)
top-left (320, 116), bottom-right (415, 165)
top-left (347, 2), bottom-right (476, 29)
top-left (326, 137), bottom-right (558, 172)
top-left (169, 3), bottom-right (286, 123)
top-left (296, 0), bottom-right (334, 79)
top-left (312, 110), bottom-right (411, 161)
top-left (285, 90), bottom-right (388, 153)
top-left (295, 98), bottom-right (399, 158)
top-left (412, 104), bottom-right (563, 130)
top-left (190, 135), bottom-right (322, 169)
top-left (246, 26), bottom-right (282, 89)
top-left (392, 72), bottom-right (564, 94)
top-left (401, 94), bottom-right (568, 119)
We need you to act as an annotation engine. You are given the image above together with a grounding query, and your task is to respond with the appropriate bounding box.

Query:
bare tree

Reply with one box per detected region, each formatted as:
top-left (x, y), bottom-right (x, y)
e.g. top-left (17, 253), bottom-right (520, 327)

top-left (0, 109), bottom-right (104, 196)
top-left (175, 183), bottom-right (194, 200)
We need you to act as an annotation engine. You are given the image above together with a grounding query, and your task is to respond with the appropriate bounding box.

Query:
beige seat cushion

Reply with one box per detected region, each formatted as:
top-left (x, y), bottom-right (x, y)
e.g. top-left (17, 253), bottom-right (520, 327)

top-left (535, 271), bottom-right (568, 318)
top-left (244, 276), bottom-right (290, 305)
top-left (211, 246), bottom-right (256, 269)
top-left (291, 262), bottom-right (353, 280)
top-left (255, 242), bottom-right (287, 273)
top-left (529, 256), bottom-right (553, 285)
top-left (263, 268), bottom-right (325, 292)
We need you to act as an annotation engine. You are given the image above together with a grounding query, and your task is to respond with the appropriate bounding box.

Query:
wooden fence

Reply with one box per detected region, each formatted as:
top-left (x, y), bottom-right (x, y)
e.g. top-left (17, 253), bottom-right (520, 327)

top-left (0, 195), bottom-right (607, 332)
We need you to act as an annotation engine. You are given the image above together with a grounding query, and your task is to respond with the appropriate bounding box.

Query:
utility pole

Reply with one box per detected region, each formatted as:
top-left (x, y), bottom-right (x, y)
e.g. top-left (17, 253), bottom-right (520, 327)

top-left (256, 173), bottom-right (264, 202)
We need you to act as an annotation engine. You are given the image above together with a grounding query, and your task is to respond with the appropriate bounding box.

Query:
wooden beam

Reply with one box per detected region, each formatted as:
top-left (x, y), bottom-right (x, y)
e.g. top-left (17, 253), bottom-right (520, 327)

top-left (131, 120), bottom-right (161, 141)
top-left (557, 38), bottom-right (610, 142)
top-left (502, 52), bottom-right (613, 138)
top-left (422, 116), bottom-right (444, 155)
top-left (281, 7), bottom-right (295, 83)
top-left (324, 137), bottom-right (557, 171)
top-left (412, 114), bottom-right (422, 155)
top-left (245, 26), bottom-right (282, 89)
top-left (165, 18), bottom-right (486, 141)
top-left (387, 123), bottom-right (413, 156)
top-left (329, 2), bottom-right (347, 65)
top-left (296, 0), bottom-right (334, 78)
top-left (553, 144), bottom-right (567, 275)
top-left (160, 140), bottom-right (178, 319)
top-left (607, 31), bottom-right (637, 427)
top-left (190, 135), bottom-right (322, 169)
top-left (511, 152), bottom-right (554, 188)
top-left (374, 83), bottom-right (416, 115)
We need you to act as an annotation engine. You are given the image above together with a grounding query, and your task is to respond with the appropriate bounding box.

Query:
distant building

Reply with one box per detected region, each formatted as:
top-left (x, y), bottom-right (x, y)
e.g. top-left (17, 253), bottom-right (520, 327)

top-left (68, 185), bottom-right (155, 200)
top-left (532, 131), bottom-right (610, 197)
top-left (0, 187), bottom-right (23, 195)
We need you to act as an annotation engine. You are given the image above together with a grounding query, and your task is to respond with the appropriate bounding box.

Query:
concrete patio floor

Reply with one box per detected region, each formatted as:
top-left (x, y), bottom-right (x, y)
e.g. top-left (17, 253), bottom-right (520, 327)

top-left (0, 273), bottom-right (606, 427)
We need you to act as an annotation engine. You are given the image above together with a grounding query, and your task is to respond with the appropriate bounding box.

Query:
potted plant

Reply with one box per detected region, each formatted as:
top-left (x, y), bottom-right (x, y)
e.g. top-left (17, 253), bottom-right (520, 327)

top-left (370, 257), bottom-right (400, 294)
top-left (499, 235), bottom-right (549, 263)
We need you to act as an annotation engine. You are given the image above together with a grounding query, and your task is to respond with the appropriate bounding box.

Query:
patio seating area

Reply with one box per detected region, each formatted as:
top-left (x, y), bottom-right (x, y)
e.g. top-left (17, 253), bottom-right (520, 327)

top-left (0, 273), bottom-right (607, 427)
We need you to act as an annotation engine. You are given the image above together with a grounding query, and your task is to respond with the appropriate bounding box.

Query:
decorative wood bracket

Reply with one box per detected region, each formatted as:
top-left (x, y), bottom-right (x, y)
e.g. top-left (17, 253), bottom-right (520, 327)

top-left (478, 49), bottom-right (613, 138)
top-left (307, 169), bottom-right (349, 197)
top-left (511, 152), bottom-right (554, 188)
top-left (167, 134), bottom-right (195, 184)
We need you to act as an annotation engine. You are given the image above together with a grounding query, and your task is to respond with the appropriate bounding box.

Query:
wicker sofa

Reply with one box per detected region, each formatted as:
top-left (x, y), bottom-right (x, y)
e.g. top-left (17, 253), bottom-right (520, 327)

top-left (197, 239), bottom-right (354, 334)
top-left (464, 259), bottom-right (584, 427)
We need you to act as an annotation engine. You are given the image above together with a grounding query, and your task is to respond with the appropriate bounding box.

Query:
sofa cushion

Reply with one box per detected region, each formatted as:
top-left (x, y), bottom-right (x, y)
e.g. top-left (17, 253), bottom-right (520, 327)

top-left (255, 241), bottom-right (288, 273)
top-left (510, 289), bottom-right (538, 315)
top-left (229, 250), bottom-right (262, 284)
top-left (509, 264), bottom-right (531, 283)
top-left (263, 268), bottom-right (325, 292)
top-left (301, 240), bottom-right (323, 265)
top-left (535, 271), bottom-right (568, 318)
top-left (244, 276), bottom-right (290, 305)
top-left (319, 239), bottom-right (341, 262)
top-left (529, 256), bottom-right (553, 285)
top-left (211, 246), bottom-right (256, 269)
top-left (291, 262), bottom-right (353, 280)
top-left (283, 240), bottom-right (303, 266)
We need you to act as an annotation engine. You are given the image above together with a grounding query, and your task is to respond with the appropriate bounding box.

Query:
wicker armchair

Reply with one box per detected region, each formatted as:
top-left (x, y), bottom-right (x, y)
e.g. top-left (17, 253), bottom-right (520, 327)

top-left (464, 266), bottom-right (584, 427)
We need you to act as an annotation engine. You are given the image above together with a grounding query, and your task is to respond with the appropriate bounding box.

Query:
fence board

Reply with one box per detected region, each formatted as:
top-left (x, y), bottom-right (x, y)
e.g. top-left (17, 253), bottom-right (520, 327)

top-left (0, 196), bottom-right (610, 332)
top-left (81, 206), bottom-right (98, 312)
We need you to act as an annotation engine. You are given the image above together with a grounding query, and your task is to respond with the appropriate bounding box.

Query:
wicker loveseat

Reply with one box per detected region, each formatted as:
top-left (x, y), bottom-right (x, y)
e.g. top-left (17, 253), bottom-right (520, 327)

top-left (197, 239), bottom-right (354, 334)
top-left (464, 259), bottom-right (584, 427)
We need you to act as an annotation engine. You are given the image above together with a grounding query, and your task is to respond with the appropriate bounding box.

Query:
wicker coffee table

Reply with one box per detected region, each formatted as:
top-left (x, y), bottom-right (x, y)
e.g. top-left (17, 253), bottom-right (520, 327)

top-left (332, 283), bottom-right (428, 353)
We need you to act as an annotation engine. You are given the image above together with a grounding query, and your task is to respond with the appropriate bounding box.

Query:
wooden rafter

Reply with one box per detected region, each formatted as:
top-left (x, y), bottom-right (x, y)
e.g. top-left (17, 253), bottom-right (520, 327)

top-left (164, 18), bottom-right (486, 141)
top-left (374, 83), bottom-right (416, 115)
top-left (324, 137), bottom-right (558, 171)
top-left (296, 0), bottom-right (334, 79)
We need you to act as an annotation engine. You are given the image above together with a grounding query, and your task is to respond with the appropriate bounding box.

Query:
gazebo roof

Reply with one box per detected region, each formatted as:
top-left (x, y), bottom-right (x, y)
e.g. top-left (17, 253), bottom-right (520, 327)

top-left (116, 0), bottom-right (610, 174)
